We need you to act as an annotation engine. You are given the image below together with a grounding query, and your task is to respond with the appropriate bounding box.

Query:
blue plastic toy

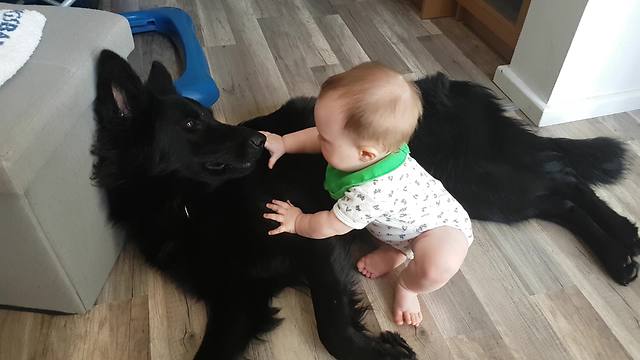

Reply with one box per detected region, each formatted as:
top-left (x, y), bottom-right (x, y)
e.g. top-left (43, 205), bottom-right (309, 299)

top-left (121, 7), bottom-right (220, 107)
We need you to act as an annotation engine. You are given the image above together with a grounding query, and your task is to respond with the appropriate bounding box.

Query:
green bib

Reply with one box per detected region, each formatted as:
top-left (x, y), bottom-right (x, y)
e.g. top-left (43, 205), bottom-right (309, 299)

top-left (324, 144), bottom-right (410, 200)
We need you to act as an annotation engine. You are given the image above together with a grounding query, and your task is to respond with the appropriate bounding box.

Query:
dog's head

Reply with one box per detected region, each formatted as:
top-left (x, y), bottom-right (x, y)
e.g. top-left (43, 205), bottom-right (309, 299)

top-left (92, 50), bottom-right (265, 189)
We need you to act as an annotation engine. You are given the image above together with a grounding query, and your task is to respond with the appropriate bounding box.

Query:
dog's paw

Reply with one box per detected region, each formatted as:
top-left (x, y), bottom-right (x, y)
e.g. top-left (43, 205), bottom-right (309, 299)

top-left (627, 226), bottom-right (640, 257)
top-left (375, 331), bottom-right (416, 360)
top-left (601, 239), bottom-right (639, 285)
top-left (608, 256), bottom-right (638, 286)
top-left (618, 220), bottom-right (640, 257)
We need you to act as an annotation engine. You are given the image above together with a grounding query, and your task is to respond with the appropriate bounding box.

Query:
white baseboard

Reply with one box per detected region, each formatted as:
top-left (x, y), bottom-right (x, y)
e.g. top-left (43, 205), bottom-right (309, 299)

top-left (493, 65), bottom-right (545, 124)
top-left (493, 65), bottom-right (640, 127)
top-left (539, 89), bottom-right (640, 126)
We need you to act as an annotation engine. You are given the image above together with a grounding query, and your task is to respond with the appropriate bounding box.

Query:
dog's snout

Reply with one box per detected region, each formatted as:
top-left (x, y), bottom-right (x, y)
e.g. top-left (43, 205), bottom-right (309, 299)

top-left (249, 134), bottom-right (266, 148)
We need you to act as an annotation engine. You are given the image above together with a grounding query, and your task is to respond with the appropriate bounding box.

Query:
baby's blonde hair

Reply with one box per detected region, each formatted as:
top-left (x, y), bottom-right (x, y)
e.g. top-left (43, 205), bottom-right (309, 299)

top-left (319, 62), bottom-right (422, 151)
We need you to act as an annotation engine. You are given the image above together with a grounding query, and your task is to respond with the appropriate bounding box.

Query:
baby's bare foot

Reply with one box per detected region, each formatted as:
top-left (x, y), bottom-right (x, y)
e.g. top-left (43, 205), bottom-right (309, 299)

top-left (393, 283), bottom-right (423, 326)
top-left (356, 245), bottom-right (406, 279)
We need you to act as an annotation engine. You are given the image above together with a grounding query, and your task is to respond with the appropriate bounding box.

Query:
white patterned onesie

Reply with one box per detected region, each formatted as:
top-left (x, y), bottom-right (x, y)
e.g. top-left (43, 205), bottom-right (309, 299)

top-left (332, 155), bottom-right (474, 259)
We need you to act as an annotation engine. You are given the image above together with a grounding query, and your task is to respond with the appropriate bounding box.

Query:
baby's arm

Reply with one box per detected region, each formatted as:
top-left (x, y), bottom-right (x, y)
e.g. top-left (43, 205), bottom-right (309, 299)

top-left (283, 127), bottom-right (321, 154)
top-left (264, 200), bottom-right (352, 239)
top-left (260, 128), bottom-right (320, 169)
top-left (295, 209), bottom-right (352, 239)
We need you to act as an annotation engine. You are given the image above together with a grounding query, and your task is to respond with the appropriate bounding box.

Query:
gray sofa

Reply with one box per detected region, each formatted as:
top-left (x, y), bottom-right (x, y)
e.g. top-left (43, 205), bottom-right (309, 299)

top-left (0, 3), bottom-right (134, 313)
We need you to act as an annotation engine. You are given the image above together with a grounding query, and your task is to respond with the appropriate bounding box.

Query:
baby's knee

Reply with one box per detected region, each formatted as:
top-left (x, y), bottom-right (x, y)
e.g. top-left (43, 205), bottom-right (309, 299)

top-left (413, 258), bottom-right (459, 286)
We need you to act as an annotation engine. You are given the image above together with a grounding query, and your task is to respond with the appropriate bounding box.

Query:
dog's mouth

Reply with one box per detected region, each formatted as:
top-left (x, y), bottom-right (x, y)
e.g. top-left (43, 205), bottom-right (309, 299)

top-left (203, 160), bottom-right (253, 172)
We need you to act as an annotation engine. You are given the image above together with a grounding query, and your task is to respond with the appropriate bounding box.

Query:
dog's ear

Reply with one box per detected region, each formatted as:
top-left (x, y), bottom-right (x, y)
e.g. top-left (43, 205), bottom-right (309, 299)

top-left (96, 49), bottom-right (144, 119)
top-left (415, 72), bottom-right (450, 115)
top-left (147, 61), bottom-right (176, 96)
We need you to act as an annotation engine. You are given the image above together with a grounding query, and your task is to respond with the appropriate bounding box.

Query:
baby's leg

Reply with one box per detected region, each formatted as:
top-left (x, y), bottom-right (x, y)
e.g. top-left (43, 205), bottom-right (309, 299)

top-left (395, 226), bottom-right (469, 326)
top-left (357, 239), bottom-right (407, 279)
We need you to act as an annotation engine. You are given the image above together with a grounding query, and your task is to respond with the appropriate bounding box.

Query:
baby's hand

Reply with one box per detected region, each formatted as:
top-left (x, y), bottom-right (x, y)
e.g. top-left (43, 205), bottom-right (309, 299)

top-left (263, 199), bottom-right (302, 235)
top-left (258, 131), bottom-right (285, 169)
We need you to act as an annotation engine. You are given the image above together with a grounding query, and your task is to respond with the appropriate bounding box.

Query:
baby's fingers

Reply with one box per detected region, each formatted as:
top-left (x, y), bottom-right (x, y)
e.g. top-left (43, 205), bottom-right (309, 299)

top-left (263, 213), bottom-right (284, 223)
top-left (268, 226), bottom-right (286, 236)
top-left (271, 199), bottom-right (290, 208)
top-left (268, 155), bottom-right (281, 169)
top-left (265, 203), bottom-right (278, 211)
top-left (266, 203), bottom-right (288, 215)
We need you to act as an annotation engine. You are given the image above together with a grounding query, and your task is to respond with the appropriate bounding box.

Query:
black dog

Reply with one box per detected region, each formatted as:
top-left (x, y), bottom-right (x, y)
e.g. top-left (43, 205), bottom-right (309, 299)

top-left (92, 50), bottom-right (638, 359)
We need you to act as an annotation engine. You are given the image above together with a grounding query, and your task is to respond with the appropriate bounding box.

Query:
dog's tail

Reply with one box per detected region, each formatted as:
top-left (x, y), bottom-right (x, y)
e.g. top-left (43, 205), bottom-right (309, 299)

top-left (550, 136), bottom-right (628, 185)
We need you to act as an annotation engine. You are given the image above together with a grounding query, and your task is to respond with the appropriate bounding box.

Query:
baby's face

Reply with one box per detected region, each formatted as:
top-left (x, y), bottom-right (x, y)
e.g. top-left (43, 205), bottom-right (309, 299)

top-left (314, 95), bottom-right (364, 172)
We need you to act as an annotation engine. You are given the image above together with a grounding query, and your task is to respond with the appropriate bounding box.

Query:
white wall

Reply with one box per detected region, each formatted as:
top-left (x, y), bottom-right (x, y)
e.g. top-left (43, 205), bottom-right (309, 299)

top-left (494, 0), bottom-right (640, 126)
top-left (551, 1), bottom-right (640, 101)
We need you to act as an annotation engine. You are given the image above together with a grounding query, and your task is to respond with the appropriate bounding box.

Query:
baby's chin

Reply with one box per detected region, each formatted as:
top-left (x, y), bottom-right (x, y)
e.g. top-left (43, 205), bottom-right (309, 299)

top-left (330, 162), bottom-right (369, 172)
top-left (326, 161), bottom-right (351, 171)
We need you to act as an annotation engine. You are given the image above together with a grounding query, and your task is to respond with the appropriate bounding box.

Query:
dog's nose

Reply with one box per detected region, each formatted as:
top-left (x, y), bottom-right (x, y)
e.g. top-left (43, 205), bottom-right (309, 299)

top-left (249, 134), bottom-right (266, 148)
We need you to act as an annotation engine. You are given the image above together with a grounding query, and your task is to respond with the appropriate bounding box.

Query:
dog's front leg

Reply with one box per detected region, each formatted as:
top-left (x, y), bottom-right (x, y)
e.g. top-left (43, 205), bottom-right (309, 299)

top-left (194, 289), bottom-right (281, 360)
top-left (300, 239), bottom-right (416, 360)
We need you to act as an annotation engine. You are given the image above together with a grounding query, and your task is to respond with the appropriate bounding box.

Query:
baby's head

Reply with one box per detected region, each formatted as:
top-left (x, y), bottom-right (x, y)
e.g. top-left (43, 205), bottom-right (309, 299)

top-left (314, 62), bottom-right (422, 172)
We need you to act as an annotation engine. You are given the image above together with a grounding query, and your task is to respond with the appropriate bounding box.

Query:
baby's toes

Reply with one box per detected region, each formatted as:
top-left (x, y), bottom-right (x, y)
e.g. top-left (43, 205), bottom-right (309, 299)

top-left (413, 313), bottom-right (423, 326)
top-left (403, 312), bottom-right (412, 325)
top-left (394, 310), bottom-right (404, 325)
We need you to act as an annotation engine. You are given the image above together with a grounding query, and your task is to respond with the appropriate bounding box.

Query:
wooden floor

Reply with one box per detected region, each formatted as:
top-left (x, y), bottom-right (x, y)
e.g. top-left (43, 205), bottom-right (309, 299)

top-left (2, 0), bottom-right (640, 359)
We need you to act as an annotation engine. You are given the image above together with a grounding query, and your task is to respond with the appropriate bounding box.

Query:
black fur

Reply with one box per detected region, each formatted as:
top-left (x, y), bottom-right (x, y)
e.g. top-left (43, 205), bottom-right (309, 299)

top-left (92, 50), bottom-right (639, 359)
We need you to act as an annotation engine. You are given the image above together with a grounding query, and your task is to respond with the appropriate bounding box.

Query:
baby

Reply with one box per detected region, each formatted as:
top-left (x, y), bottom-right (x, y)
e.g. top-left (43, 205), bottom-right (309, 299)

top-left (260, 62), bottom-right (473, 327)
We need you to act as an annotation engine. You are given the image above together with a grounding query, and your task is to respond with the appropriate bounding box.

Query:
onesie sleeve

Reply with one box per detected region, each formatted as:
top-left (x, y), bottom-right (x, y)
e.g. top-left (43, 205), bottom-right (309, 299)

top-left (332, 186), bottom-right (389, 229)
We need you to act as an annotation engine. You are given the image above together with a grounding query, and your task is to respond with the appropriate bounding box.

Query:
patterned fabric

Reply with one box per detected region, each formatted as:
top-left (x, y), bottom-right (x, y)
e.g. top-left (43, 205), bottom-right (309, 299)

top-left (332, 155), bottom-right (474, 257)
top-left (0, 9), bottom-right (46, 87)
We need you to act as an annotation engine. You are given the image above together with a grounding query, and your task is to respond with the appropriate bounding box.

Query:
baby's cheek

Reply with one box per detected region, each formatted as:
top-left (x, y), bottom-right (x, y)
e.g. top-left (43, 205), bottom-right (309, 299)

top-left (324, 152), bottom-right (339, 167)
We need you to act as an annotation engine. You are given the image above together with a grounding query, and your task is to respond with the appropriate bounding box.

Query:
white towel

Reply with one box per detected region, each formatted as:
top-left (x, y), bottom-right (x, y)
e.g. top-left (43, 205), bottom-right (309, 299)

top-left (0, 9), bottom-right (46, 87)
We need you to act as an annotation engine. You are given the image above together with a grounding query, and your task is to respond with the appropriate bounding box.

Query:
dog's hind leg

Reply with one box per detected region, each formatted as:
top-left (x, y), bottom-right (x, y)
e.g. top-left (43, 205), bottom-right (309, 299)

top-left (537, 194), bottom-right (638, 285)
top-left (300, 240), bottom-right (416, 360)
top-left (563, 182), bottom-right (640, 256)
top-left (194, 292), bottom-right (281, 360)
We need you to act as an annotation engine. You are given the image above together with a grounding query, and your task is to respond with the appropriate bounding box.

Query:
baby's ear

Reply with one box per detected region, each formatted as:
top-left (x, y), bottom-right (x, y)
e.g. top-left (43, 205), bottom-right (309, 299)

top-left (359, 147), bottom-right (380, 162)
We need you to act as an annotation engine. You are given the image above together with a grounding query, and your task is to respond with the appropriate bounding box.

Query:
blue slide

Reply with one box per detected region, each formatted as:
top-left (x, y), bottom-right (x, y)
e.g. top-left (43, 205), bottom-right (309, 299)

top-left (121, 7), bottom-right (220, 107)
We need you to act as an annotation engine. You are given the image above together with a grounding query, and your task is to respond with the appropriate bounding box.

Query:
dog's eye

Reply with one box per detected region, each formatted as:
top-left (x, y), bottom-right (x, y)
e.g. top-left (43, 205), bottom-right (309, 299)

top-left (184, 119), bottom-right (200, 130)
